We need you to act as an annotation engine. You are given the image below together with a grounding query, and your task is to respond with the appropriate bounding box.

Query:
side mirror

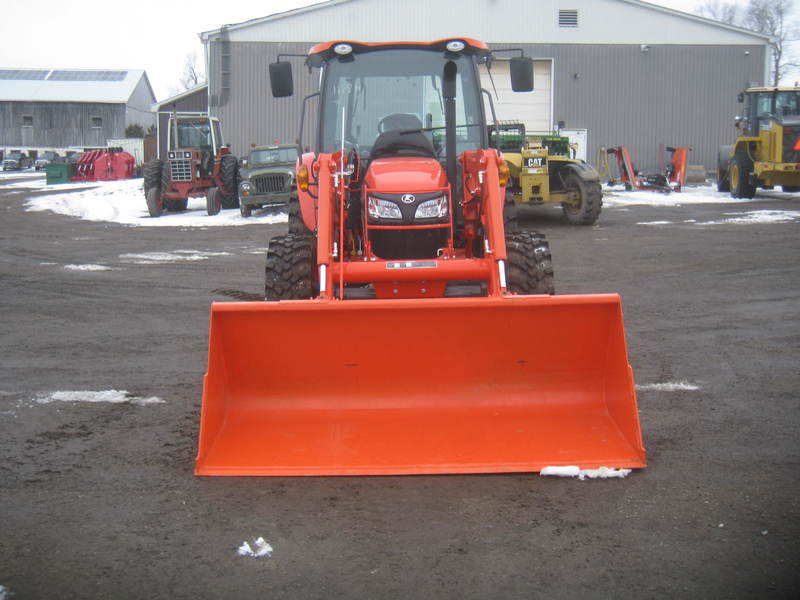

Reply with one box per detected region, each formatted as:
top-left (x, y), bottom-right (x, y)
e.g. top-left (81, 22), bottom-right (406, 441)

top-left (510, 57), bottom-right (534, 92)
top-left (269, 61), bottom-right (294, 97)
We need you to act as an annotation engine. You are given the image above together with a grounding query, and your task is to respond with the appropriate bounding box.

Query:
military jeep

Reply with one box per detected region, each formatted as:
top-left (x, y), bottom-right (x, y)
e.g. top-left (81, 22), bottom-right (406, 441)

top-left (238, 144), bottom-right (298, 217)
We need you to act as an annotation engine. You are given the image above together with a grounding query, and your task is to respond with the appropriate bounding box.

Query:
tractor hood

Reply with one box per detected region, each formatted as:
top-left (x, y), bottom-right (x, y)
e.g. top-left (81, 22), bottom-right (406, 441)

top-left (364, 157), bottom-right (448, 192)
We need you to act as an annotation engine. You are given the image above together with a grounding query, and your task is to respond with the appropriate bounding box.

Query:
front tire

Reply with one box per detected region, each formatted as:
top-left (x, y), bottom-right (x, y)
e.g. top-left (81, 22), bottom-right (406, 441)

top-left (505, 231), bottom-right (555, 295)
top-left (287, 195), bottom-right (311, 234)
top-left (240, 202), bottom-right (252, 218)
top-left (264, 234), bottom-right (317, 300)
top-left (206, 187), bottom-right (221, 216)
top-left (561, 171), bottom-right (602, 225)
top-left (220, 155), bottom-right (239, 209)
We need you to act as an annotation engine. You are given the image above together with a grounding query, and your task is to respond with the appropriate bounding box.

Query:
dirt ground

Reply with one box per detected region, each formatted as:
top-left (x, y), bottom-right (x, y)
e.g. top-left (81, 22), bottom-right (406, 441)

top-left (1, 176), bottom-right (798, 599)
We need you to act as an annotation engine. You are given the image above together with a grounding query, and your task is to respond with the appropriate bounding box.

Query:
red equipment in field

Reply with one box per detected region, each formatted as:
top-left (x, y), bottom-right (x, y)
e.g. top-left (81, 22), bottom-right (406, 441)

top-left (71, 148), bottom-right (136, 182)
top-left (607, 146), bottom-right (690, 192)
top-left (195, 39), bottom-right (647, 477)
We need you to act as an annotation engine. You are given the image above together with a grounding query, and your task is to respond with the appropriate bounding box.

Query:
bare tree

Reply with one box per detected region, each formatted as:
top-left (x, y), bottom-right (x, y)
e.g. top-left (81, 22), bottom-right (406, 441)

top-left (696, 1), bottom-right (740, 24)
top-left (695, 0), bottom-right (799, 85)
top-left (743, 0), bottom-right (798, 85)
top-left (179, 51), bottom-right (206, 92)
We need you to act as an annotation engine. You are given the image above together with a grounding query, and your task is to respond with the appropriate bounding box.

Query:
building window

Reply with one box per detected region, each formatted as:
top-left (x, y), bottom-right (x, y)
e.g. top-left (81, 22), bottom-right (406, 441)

top-left (22, 115), bottom-right (33, 127)
top-left (91, 116), bottom-right (103, 128)
top-left (559, 9), bottom-right (578, 27)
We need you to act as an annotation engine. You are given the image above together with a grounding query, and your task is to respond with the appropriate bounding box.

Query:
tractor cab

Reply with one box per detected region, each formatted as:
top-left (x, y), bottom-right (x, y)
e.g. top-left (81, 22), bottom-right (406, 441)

top-left (167, 114), bottom-right (224, 177)
top-left (738, 87), bottom-right (800, 135)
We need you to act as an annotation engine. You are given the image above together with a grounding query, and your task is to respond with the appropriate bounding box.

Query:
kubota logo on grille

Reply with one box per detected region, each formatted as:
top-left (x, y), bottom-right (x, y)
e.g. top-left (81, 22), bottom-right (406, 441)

top-left (401, 194), bottom-right (416, 204)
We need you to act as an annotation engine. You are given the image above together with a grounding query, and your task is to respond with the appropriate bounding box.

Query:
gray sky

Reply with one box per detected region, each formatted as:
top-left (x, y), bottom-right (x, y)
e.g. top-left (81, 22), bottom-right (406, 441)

top-left (0, 0), bottom-right (752, 101)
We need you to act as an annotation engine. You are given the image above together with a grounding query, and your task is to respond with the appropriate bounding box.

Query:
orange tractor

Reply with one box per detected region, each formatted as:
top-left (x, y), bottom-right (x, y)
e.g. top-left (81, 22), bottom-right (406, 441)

top-left (195, 39), bottom-right (646, 476)
top-left (143, 112), bottom-right (238, 217)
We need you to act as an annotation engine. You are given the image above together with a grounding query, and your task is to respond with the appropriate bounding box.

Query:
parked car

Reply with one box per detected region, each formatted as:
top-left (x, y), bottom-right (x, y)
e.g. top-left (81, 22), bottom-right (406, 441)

top-left (2, 152), bottom-right (33, 171)
top-left (35, 151), bottom-right (63, 171)
top-left (237, 144), bottom-right (298, 217)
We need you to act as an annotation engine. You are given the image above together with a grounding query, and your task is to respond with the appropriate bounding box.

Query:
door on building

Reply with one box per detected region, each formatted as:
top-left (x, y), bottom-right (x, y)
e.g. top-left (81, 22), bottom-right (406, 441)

top-left (480, 59), bottom-right (552, 134)
top-left (560, 128), bottom-right (588, 161)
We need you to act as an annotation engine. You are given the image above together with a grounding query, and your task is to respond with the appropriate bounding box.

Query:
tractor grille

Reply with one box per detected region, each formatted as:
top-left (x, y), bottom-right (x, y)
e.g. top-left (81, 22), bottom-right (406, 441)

top-left (169, 159), bottom-right (193, 182)
top-left (252, 173), bottom-right (288, 194)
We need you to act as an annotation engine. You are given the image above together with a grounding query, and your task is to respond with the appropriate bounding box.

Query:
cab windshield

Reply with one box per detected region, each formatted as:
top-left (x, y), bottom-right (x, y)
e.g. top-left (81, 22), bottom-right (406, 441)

top-left (249, 147), bottom-right (298, 166)
top-left (318, 49), bottom-right (484, 157)
top-left (172, 119), bottom-right (213, 150)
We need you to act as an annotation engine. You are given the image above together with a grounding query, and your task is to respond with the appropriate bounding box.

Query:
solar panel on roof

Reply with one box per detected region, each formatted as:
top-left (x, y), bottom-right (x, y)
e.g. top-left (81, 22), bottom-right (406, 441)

top-left (0, 69), bottom-right (49, 80)
top-left (48, 70), bottom-right (128, 82)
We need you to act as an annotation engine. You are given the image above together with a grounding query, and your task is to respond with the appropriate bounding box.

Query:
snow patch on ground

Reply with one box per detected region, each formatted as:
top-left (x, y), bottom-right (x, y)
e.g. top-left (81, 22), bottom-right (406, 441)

top-left (119, 250), bottom-right (231, 264)
top-left (36, 390), bottom-right (164, 406)
top-left (0, 584), bottom-right (12, 599)
top-left (603, 183), bottom-right (781, 207)
top-left (237, 537), bottom-right (273, 558)
top-left (540, 466), bottom-right (632, 480)
top-left (636, 381), bottom-right (700, 391)
top-left (24, 178), bottom-right (288, 227)
top-left (704, 210), bottom-right (800, 225)
top-left (64, 263), bottom-right (113, 271)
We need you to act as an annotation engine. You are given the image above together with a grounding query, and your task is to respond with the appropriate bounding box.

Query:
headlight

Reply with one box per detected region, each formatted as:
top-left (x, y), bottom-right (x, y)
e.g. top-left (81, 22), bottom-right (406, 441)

top-left (414, 196), bottom-right (448, 219)
top-left (368, 196), bottom-right (402, 219)
top-left (240, 181), bottom-right (251, 191)
top-left (168, 152), bottom-right (175, 159)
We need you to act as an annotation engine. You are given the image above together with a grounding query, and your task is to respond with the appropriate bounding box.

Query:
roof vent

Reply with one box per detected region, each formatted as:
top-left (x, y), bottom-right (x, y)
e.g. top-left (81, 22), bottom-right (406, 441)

top-left (559, 9), bottom-right (578, 27)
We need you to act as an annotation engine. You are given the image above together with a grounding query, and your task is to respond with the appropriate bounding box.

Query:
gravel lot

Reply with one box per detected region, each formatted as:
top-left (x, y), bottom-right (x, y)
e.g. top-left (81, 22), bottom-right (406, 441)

top-left (1, 174), bottom-right (798, 599)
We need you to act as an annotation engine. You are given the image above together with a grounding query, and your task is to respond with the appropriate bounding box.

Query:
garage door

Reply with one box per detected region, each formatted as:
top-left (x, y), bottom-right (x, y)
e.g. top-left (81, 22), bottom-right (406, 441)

top-left (480, 59), bottom-right (552, 134)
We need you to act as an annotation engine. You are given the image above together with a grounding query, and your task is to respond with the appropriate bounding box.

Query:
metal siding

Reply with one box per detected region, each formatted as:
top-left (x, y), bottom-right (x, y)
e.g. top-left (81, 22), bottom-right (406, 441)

top-left (213, 42), bottom-right (320, 159)
top-left (210, 41), bottom-right (764, 171)
top-left (220, 0), bottom-right (769, 47)
top-left (0, 101), bottom-right (125, 149)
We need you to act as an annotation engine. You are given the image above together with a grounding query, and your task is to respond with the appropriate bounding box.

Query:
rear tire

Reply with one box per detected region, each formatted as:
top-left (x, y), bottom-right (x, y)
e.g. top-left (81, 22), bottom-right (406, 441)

top-left (143, 159), bottom-right (163, 193)
top-left (220, 154), bottom-right (239, 209)
top-left (730, 148), bottom-right (756, 199)
top-left (145, 186), bottom-right (163, 217)
top-left (287, 195), bottom-right (311, 234)
top-left (717, 145), bottom-right (731, 192)
top-left (562, 171), bottom-right (602, 225)
top-left (206, 187), bottom-right (221, 216)
top-left (264, 234), bottom-right (317, 300)
top-left (505, 231), bottom-right (555, 295)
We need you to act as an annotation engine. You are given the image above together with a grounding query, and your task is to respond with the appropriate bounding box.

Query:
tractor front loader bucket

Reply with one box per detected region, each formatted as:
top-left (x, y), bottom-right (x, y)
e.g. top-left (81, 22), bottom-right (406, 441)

top-left (195, 295), bottom-right (646, 476)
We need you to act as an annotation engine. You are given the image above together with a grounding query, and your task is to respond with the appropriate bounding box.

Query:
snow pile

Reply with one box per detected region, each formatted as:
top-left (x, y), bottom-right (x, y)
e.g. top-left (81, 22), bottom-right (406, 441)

top-left (636, 381), bottom-right (700, 391)
top-left (64, 264), bottom-right (113, 271)
top-left (0, 170), bottom-right (42, 179)
top-left (36, 390), bottom-right (164, 406)
top-left (540, 466), bottom-right (632, 480)
top-left (237, 537), bottom-right (273, 558)
top-left (602, 183), bottom-right (781, 207)
top-left (119, 250), bottom-right (231, 264)
top-left (24, 178), bottom-right (288, 227)
top-left (0, 584), bottom-right (12, 600)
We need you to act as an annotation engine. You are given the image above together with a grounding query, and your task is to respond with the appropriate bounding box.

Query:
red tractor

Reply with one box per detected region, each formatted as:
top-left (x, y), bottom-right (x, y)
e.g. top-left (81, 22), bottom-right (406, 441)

top-left (195, 39), bottom-right (645, 477)
top-left (143, 112), bottom-right (239, 217)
